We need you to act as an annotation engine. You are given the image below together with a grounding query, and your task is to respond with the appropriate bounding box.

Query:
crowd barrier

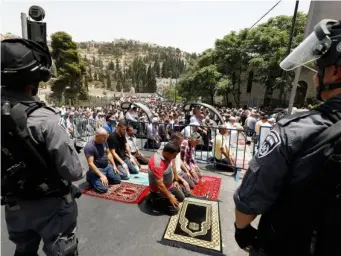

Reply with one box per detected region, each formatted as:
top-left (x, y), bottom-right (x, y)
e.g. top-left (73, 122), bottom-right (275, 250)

top-left (69, 119), bottom-right (272, 171)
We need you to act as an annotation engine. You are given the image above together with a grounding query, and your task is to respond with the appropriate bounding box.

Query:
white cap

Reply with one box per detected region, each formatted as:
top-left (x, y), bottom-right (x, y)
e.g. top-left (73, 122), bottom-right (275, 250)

top-left (152, 117), bottom-right (159, 123)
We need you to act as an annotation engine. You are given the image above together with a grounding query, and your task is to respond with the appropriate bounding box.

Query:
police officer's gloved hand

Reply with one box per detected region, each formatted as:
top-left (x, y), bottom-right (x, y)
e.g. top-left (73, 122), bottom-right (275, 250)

top-left (71, 185), bottom-right (82, 199)
top-left (234, 223), bottom-right (258, 249)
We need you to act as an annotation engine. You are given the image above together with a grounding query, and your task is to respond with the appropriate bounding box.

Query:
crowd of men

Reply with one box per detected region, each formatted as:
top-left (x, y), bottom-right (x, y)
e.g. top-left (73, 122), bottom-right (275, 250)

top-left (56, 102), bottom-right (284, 148)
top-left (82, 119), bottom-right (206, 215)
top-left (76, 102), bottom-right (286, 215)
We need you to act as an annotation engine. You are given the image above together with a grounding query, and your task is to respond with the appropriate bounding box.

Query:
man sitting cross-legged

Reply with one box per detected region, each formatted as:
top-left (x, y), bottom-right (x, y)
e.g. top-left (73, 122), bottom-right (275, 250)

top-left (84, 128), bottom-right (121, 193)
top-left (212, 124), bottom-right (236, 173)
top-left (147, 142), bottom-right (185, 216)
top-left (107, 120), bottom-right (139, 180)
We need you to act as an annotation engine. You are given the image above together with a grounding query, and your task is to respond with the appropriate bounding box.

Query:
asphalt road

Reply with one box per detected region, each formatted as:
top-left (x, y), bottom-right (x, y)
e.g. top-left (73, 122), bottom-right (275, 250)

top-left (1, 151), bottom-right (249, 256)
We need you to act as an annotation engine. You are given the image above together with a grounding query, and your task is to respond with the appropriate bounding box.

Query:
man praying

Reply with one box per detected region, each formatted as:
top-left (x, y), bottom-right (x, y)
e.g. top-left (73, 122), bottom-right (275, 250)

top-left (84, 128), bottom-right (121, 193)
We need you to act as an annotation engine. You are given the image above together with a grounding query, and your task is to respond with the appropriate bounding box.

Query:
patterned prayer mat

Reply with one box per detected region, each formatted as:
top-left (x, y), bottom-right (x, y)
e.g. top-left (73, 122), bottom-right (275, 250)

top-left (82, 182), bottom-right (149, 204)
top-left (161, 197), bottom-right (223, 255)
top-left (192, 176), bottom-right (222, 200)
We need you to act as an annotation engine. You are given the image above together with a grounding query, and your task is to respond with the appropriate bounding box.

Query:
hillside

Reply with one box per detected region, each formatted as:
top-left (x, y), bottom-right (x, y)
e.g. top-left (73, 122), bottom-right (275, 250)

top-left (2, 33), bottom-right (195, 100)
top-left (77, 39), bottom-right (197, 94)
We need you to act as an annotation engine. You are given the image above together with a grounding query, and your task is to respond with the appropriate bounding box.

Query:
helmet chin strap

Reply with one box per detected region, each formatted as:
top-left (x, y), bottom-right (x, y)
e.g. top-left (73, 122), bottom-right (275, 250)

top-left (30, 82), bottom-right (39, 96)
top-left (316, 69), bottom-right (325, 101)
top-left (316, 68), bottom-right (341, 101)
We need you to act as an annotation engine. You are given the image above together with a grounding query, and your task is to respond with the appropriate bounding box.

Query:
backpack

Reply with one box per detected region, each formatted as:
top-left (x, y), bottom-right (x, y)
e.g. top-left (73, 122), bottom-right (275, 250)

top-left (307, 103), bottom-right (341, 256)
top-left (1, 100), bottom-right (70, 202)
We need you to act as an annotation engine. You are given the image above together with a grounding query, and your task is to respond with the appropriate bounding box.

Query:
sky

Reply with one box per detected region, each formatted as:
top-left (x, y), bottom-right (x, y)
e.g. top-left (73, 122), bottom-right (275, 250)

top-left (1, 0), bottom-right (311, 53)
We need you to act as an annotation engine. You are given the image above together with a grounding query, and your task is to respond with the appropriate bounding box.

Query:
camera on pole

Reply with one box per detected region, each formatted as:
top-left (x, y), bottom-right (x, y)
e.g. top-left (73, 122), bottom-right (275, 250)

top-left (25, 6), bottom-right (47, 43)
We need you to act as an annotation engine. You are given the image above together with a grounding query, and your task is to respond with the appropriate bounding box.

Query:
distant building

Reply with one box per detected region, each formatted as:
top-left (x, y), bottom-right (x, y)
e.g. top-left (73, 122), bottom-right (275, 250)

top-left (225, 1), bottom-right (341, 107)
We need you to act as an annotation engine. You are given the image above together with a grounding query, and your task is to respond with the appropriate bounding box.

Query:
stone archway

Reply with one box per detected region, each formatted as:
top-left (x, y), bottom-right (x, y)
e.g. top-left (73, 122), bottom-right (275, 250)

top-left (294, 81), bottom-right (308, 107)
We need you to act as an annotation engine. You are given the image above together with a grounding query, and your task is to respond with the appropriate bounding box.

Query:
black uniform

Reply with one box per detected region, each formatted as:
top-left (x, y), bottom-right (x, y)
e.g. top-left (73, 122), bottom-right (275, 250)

top-left (234, 94), bottom-right (341, 256)
top-left (1, 39), bottom-right (84, 256)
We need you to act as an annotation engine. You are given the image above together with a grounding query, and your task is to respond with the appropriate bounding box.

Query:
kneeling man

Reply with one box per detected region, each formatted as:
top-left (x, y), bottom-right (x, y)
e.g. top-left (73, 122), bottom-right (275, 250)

top-left (148, 142), bottom-right (185, 215)
top-left (85, 128), bottom-right (121, 193)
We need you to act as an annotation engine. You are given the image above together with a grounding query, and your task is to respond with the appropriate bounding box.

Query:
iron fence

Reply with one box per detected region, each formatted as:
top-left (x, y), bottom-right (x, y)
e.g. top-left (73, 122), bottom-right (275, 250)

top-left (69, 119), bottom-right (272, 171)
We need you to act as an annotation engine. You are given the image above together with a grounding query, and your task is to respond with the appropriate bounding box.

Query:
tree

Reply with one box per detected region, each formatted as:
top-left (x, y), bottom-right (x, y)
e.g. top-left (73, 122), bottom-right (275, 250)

top-left (177, 12), bottom-right (307, 107)
top-left (106, 74), bottom-right (112, 89)
top-left (154, 61), bottom-right (161, 77)
top-left (100, 73), bottom-right (106, 87)
top-left (245, 13), bottom-right (307, 106)
top-left (50, 31), bottom-right (87, 103)
top-left (216, 76), bottom-right (233, 105)
top-left (146, 65), bottom-right (157, 93)
top-left (178, 64), bottom-right (221, 104)
top-left (164, 87), bottom-right (182, 102)
top-left (108, 60), bottom-right (115, 70)
top-left (88, 68), bottom-right (93, 82)
top-left (115, 59), bottom-right (120, 71)
top-left (116, 79), bottom-right (122, 92)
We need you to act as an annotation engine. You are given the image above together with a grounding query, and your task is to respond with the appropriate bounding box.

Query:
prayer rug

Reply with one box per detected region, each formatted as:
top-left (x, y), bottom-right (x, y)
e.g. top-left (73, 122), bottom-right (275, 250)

top-left (192, 176), bottom-right (221, 200)
top-left (161, 197), bottom-right (223, 255)
top-left (123, 172), bottom-right (149, 186)
top-left (82, 182), bottom-right (149, 204)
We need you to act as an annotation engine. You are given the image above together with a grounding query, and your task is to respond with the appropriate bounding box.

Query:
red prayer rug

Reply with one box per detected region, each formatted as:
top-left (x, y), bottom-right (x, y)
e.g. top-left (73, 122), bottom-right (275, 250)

top-left (192, 176), bottom-right (222, 200)
top-left (82, 182), bottom-right (149, 204)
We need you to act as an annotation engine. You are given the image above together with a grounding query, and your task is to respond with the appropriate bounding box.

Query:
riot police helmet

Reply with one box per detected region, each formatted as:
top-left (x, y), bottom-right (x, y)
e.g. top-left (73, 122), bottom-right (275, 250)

top-left (280, 19), bottom-right (341, 100)
top-left (1, 38), bottom-right (53, 93)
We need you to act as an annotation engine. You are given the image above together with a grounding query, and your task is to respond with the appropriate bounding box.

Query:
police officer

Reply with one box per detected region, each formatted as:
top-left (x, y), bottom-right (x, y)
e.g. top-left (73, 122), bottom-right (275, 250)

top-left (233, 19), bottom-right (341, 256)
top-left (1, 39), bottom-right (84, 255)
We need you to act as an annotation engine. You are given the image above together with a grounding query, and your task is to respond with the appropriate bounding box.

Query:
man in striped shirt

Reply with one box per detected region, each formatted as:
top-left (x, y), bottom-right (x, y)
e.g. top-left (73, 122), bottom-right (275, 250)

top-left (180, 132), bottom-right (203, 183)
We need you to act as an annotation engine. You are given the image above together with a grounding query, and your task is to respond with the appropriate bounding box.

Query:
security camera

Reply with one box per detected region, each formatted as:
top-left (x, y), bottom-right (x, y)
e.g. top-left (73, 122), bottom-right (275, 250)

top-left (28, 6), bottom-right (45, 22)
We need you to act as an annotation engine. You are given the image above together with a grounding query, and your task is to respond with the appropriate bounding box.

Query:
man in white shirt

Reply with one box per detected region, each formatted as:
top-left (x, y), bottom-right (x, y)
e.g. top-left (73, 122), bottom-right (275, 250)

top-left (126, 124), bottom-right (149, 165)
top-left (125, 107), bottom-right (138, 122)
top-left (144, 117), bottom-right (161, 149)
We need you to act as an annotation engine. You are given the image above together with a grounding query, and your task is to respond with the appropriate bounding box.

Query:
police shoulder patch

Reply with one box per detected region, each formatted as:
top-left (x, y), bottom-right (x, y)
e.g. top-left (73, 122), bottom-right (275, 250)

top-left (258, 130), bottom-right (281, 158)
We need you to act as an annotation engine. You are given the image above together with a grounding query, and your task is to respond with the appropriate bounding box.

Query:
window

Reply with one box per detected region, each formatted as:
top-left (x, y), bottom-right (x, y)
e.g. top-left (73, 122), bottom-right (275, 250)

top-left (246, 71), bottom-right (254, 93)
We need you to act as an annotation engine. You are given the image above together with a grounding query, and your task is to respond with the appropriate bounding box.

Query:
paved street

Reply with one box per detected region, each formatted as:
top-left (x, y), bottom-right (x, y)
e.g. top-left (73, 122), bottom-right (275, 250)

top-left (1, 151), bottom-right (249, 256)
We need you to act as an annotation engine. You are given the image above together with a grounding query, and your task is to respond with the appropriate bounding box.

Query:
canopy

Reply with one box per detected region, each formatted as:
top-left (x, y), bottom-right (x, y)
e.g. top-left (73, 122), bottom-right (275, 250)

top-left (183, 102), bottom-right (224, 125)
top-left (120, 101), bottom-right (154, 122)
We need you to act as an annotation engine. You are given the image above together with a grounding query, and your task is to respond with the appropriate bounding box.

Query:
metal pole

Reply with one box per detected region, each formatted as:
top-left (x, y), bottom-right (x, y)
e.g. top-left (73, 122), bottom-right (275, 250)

top-left (20, 12), bottom-right (28, 39)
top-left (287, 0), bottom-right (316, 115)
top-left (287, 66), bottom-right (302, 114)
top-left (279, 0), bottom-right (299, 105)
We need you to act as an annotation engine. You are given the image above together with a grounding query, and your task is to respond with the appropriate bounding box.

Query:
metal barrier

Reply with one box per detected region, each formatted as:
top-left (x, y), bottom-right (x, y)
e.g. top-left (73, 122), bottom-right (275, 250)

top-left (71, 119), bottom-right (272, 171)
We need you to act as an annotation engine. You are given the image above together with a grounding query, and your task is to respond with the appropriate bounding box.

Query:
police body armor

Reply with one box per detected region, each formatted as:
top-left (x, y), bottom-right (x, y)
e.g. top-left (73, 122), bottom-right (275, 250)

top-left (256, 101), bottom-right (341, 256)
top-left (1, 99), bottom-right (71, 203)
